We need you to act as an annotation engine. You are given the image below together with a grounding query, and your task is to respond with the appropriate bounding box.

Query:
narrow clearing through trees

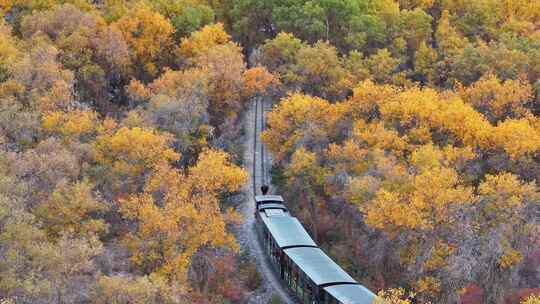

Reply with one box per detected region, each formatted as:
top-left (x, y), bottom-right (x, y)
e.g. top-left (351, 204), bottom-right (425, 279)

top-left (237, 97), bottom-right (296, 304)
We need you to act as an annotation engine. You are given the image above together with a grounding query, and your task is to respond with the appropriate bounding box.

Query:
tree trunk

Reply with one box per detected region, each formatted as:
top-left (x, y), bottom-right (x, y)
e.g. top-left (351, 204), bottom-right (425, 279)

top-left (308, 194), bottom-right (318, 243)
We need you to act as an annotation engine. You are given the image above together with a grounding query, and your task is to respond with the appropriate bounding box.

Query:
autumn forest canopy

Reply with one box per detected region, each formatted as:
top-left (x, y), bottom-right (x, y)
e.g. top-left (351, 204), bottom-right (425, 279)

top-left (0, 0), bottom-right (540, 303)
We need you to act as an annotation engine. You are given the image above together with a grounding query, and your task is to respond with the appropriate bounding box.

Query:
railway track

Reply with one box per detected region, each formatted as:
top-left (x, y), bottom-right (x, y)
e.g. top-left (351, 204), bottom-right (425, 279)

top-left (253, 96), bottom-right (270, 194)
top-left (240, 97), bottom-right (296, 304)
top-left (250, 98), bottom-right (375, 304)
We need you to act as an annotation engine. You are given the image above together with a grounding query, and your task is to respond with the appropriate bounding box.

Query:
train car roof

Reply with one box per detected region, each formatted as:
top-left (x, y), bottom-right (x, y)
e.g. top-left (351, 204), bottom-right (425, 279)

top-left (257, 203), bottom-right (288, 211)
top-left (260, 215), bottom-right (317, 248)
top-left (255, 195), bottom-right (284, 203)
top-left (284, 247), bottom-right (357, 286)
top-left (323, 284), bottom-right (376, 304)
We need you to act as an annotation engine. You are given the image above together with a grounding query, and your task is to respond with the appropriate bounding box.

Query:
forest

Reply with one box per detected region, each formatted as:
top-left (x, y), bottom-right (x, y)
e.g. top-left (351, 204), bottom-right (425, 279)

top-left (0, 0), bottom-right (539, 303)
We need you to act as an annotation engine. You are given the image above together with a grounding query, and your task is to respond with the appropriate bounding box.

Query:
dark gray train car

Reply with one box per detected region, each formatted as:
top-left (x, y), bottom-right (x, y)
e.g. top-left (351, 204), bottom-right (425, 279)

top-left (256, 203), bottom-right (317, 269)
top-left (282, 247), bottom-right (375, 304)
top-left (322, 284), bottom-right (376, 304)
top-left (254, 195), bottom-right (376, 304)
top-left (255, 194), bottom-right (286, 217)
top-left (255, 194), bottom-right (285, 207)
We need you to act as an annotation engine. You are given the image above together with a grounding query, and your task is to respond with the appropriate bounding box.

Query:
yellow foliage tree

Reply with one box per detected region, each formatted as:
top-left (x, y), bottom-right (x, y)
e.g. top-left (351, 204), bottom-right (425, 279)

top-left (414, 276), bottom-right (441, 300)
top-left (477, 173), bottom-right (538, 227)
top-left (146, 67), bottom-right (209, 98)
top-left (192, 43), bottom-right (246, 121)
top-left (284, 148), bottom-right (328, 241)
top-left (4, 37), bottom-right (76, 112)
top-left (365, 164), bottom-right (473, 233)
top-left (112, 3), bottom-right (174, 78)
top-left (126, 79), bottom-right (151, 103)
top-left (35, 180), bottom-right (108, 239)
top-left (93, 127), bottom-right (180, 193)
top-left (345, 80), bottom-right (399, 120)
top-left (498, 249), bottom-right (523, 269)
top-left (457, 73), bottom-right (532, 122)
top-left (0, 20), bottom-right (19, 79)
top-left (119, 149), bottom-right (247, 283)
top-left (352, 120), bottom-right (409, 157)
top-left (294, 41), bottom-right (353, 100)
top-left (179, 23), bottom-right (231, 59)
top-left (488, 119), bottom-right (540, 160)
top-left (379, 86), bottom-right (492, 147)
top-left (42, 110), bottom-right (99, 140)
top-left (172, 24), bottom-right (250, 124)
top-left (262, 93), bottom-right (345, 162)
top-left (522, 295), bottom-right (540, 304)
top-left (375, 288), bottom-right (415, 304)
top-left (242, 66), bottom-right (280, 98)
top-left (326, 141), bottom-right (369, 176)
top-left (363, 144), bottom-right (475, 300)
top-left (348, 81), bottom-right (540, 160)
top-left (473, 173), bottom-right (539, 303)
top-left (92, 275), bottom-right (173, 304)
top-left (0, 0), bottom-right (55, 14)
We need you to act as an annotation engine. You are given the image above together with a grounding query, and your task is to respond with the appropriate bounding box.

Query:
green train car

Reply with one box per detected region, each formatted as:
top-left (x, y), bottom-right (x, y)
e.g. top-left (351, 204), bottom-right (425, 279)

top-left (255, 194), bottom-right (376, 304)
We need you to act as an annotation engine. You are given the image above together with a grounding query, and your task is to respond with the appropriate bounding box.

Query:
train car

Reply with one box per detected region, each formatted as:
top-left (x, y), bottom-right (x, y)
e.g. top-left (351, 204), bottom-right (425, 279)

top-left (255, 194), bottom-right (285, 207)
top-left (255, 192), bottom-right (376, 304)
top-left (254, 194), bottom-right (286, 218)
top-left (322, 284), bottom-right (376, 304)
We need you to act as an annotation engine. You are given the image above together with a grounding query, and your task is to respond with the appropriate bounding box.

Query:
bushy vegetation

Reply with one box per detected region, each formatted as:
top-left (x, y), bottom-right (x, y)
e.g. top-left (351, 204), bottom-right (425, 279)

top-left (256, 1), bottom-right (540, 303)
top-left (0, 1), bottom-right (276, 303)
top-left (1, 0), bottom-right (540, 303)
